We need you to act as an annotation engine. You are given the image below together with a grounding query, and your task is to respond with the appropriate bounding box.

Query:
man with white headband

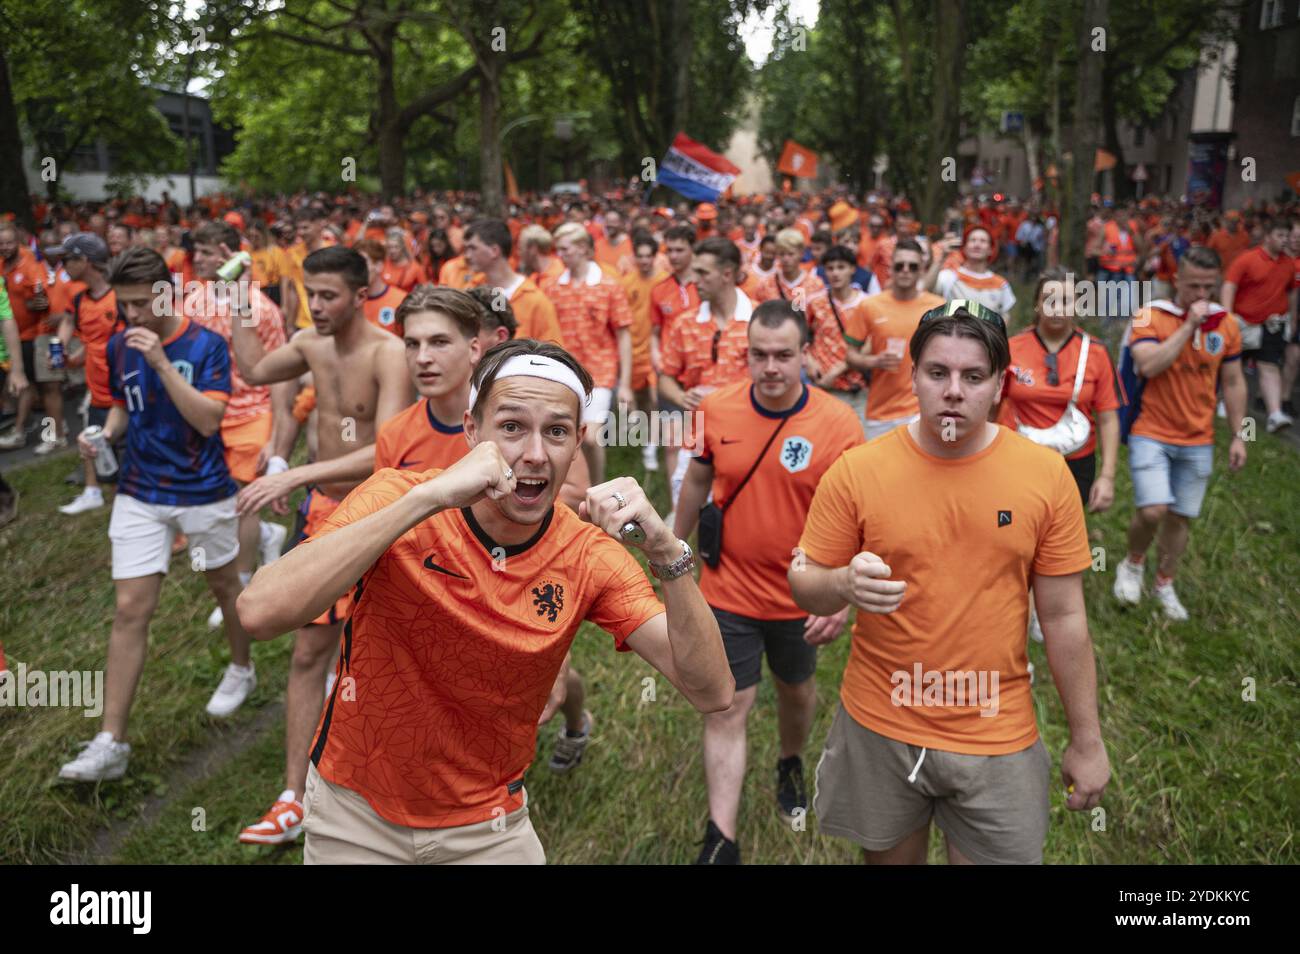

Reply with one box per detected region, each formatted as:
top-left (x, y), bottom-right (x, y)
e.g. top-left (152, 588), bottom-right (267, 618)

top-left (237, 337), bottom-right (734, 864)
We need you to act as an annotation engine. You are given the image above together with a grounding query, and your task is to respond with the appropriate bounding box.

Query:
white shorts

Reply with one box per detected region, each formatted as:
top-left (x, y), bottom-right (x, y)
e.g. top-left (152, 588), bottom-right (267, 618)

top-left (109, 493), bottom-right (240, 580)
top-left (865, 414), bottom-right (918, 441)
top-left (583, 386), bottom-right (614, 425)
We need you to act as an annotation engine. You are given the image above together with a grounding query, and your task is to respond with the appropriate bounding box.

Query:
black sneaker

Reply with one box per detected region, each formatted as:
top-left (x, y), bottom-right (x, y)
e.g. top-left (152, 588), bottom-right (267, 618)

top-left (695, 819), bottom-right (740, 865)
top-left (776, 754), bottom-right (807, 820)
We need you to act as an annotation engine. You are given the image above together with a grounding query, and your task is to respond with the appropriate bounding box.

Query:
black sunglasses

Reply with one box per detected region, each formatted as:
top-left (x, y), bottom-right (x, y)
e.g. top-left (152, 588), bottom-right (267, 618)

top-left (893, 261), bottom-right (921, 272)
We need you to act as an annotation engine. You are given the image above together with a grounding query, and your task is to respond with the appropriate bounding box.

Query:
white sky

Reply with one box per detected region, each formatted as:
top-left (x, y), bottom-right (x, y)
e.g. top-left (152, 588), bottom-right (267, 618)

top-left (741, 0), bottom-right (820, 66)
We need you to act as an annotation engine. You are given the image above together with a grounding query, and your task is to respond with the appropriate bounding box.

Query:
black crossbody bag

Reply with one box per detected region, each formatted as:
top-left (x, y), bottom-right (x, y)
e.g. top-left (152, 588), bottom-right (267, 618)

top-left (697, 415), bottom-right (790, 568)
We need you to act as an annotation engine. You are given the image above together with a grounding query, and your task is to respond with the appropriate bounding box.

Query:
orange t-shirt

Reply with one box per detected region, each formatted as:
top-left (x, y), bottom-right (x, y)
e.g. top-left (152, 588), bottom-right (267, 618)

top-left (185, 284), bottom-right (287, 423)
top-left (2, 249), bottom-right (46, 341)
top-left (363, 284), bottom-right (407, 336)
top-left (541, 261), bottom-right (633, 389)
top-left (71, 288), bottom-right (122, 408)
top-left (1207, 228), bottom-right (1251, 270)
top-left (1128, 303), bottom-right (1242, 445)
top-left (1224, 246), bottom-right (1294, 325)
top-left (383, 258), bottom-right (425, 292)
top-left (755, 269), bottom-right (826, 309)
top-left (373, 398), bottom-right (467, 471)
top-left (310, 468), bottom-right (664, 827)
top-left (48, 275), bottom-right (87, 328)
top-left (649, 273), bottom-right (699, 334)
top-left (806, 290), bottom-right (868, 393)
top-left (465, 273), bottom-right (564, 345)
top-left (846, 290), bottom-right (944, 422)
top-left (594, 234), bottom-right (631, 272)
top-left (698, 381), bottom-right (863, 618)
top-left (999, 329), bottom-right (1119, 460)
top-left (661, 291), bottom-right (754, 392)
top-left (620, 268), bottom-right (665, 384)
top-left (436, 256), bottom-right (473, 289)
top-left (798, 425), bottom-right (1091, 754)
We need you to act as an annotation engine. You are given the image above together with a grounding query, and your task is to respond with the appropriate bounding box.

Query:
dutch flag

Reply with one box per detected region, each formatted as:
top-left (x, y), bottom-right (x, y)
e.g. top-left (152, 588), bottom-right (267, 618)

top-left (656, 132), bottom-right (741, 202)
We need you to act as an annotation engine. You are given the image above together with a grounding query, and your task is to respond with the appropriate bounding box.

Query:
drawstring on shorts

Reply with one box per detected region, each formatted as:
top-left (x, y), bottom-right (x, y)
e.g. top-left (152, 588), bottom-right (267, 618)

top-left (907, 747), bottom-right (928, 784)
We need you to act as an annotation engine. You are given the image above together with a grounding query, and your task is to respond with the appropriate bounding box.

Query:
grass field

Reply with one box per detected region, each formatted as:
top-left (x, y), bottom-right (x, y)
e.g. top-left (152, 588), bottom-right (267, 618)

top-left (2, 307), bottom-right (1297, 864)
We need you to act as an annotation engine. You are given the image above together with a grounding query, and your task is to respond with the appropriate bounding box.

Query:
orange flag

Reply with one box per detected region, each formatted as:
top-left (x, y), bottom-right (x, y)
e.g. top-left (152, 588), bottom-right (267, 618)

top-left (1094, 149), bottom-right (1117, 172)
top-left (504, 160), bottom-right (521, 202)
top-left (778, 140), bottom-right (819, 178)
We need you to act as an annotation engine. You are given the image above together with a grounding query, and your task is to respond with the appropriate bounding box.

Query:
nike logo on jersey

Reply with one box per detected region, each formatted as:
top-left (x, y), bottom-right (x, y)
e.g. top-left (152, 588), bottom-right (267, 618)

top-left (124, 370), bottom-right (141, 380)
top-left (424, 555), bottom-right (469, 579)
top-left (398, 458), bottom-right (422, 469)
top-left (720, 437), bottom-right (742, 444)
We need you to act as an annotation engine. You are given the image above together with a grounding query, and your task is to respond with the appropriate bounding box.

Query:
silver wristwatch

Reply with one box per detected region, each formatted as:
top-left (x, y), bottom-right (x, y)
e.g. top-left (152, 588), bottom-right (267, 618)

top-left (648, 539), bottom-right (695, 581)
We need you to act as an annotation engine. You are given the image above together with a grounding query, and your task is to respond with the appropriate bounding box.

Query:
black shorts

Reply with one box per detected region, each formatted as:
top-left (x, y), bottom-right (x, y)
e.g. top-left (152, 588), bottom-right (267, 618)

top-left (713, 606), bottom-right (815, 691)
top-left (1066, 453), bottom-right (1095, 503)
top-left (20, 339), bottom-right (36, 385)
top-left (88, 404), bottom-right (111, 429)
top-left (1244, 323), bottom-right (1287, 366)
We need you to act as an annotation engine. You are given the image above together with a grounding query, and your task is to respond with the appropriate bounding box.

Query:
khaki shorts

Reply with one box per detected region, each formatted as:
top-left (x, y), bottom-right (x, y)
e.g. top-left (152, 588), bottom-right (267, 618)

top-left (301, 764), bottom-right (546, 865)
top-left (813, 704), bottom-right (1050, 864)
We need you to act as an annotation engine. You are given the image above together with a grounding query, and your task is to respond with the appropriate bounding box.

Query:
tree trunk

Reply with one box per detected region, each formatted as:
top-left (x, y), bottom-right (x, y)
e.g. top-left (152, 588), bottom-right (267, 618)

top-left (376, 29), bottom-right (404, 199)
top-left (1100, 61), bottom-right (1125, 199)
top-left (0, 45), bottom-right (33, 231)
top-left (921, 0), bottom-right (965, 227)
top-left (478, 56), bottom-right (503, 217)
top-left (667, 0), bottom-right (692, 148)
top-left (1022, 123), bottom-right (1040, 193)
top-left (1063, 0), bottom-right (1106, 272)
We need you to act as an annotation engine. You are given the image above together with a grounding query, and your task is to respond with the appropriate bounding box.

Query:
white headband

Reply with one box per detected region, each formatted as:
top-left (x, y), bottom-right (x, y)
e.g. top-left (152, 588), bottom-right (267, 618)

top-left (468, 353), bottom-right (590, 412)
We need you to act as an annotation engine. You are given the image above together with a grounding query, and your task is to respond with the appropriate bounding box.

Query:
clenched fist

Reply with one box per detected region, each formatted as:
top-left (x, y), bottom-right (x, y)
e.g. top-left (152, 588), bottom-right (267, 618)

top-left (425, 440), bottom-right (517, 511)
top-left (839, 551), bottom-right (906, 614)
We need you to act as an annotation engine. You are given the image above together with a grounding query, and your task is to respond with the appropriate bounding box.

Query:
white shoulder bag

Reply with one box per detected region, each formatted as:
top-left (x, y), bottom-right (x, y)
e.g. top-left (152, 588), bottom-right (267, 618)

top-left (1017, 333), bottom-right (1092, 456)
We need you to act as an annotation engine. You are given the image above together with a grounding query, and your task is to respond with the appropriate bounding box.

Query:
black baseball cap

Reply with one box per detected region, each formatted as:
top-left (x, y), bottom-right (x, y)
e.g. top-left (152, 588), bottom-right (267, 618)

top-left (46, 233), bottom-right (110, 264)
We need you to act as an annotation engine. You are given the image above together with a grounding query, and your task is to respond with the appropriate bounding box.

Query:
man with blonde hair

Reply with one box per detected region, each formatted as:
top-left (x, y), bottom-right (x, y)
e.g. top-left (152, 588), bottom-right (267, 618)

top-left (756, 228), bottom-right (826, 307)
top-left (541, 223), bottom-right (634, 482)
top-left (519, 225), bottom-right (563, 286)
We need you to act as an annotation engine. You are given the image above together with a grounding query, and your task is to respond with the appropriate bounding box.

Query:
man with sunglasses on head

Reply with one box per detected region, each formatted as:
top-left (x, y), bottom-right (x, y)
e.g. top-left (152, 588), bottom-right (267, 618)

top-left (790, 299), bottom-right (1109, 864)
top-left (843, 240), bottom-right (944, 440)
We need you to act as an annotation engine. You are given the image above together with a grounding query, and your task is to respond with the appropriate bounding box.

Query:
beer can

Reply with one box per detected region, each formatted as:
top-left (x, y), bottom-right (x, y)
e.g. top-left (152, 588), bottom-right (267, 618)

top-left (83, 425), bottom-right (119, 479)
top-left (48, 337), bottom-right (66, 370)
top-left (217, 251), bottom-right (252, 281)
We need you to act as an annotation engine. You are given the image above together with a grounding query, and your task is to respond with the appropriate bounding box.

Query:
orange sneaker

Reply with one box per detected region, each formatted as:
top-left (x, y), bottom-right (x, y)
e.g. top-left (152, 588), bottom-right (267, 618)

top-left (238, 790), bottom-right (304, 844)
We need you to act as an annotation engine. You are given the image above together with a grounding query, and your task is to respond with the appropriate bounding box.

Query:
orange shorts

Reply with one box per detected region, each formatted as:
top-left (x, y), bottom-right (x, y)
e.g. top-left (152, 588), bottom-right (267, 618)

top-left (221, 412), bottom-right (273, 484)
top-left (631, 360), bottom-right (656, 393)
top-left (292, 386), bottom-right (317, 424)
top-left (296, 489), bottom-right (352, 627)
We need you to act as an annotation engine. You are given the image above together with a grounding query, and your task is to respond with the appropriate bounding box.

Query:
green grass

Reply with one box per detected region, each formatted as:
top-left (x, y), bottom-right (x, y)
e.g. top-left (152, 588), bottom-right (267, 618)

top-left (2, 401), bottom-right (1297, 863)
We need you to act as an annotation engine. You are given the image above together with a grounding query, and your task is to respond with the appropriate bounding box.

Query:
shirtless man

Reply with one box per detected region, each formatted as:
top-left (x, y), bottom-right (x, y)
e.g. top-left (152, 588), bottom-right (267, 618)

top-left (227, 245), bottom-right (410, 844)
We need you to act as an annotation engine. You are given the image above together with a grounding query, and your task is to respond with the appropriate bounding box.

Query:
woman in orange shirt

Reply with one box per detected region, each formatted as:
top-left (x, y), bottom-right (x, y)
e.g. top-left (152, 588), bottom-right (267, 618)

top-left (999, 267), bottom-right (1120, 511)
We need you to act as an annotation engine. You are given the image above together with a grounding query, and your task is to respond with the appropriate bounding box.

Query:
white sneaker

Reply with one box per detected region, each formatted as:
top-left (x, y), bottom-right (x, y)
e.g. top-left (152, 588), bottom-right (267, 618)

top-left (59, 487), bottom-right (104, 515)
top-left (207, 604), bottom-right (224, 630)
top-left (206, 663), bottom-right (256, 717)
top-left (59, 731), bottom-right (130, 781)
top-left (1266, 410), bottom-right (1294, 433)
top-left (34, 436), bottom-right (68, 456)
top-left (0, 429), bottom-right (26, 450)
top-left (1028, 608), bottom-right (1044, 643)
top-left (259, 521), bottom-right (288, 565)
top-left (1216, 400), bottom-right (1227, 419)
top-left (1154, 581), bottom-right (1190, 621)
top-left (641, 444), bottom-right (660, 471)
top-left (1113, 557), bottom-right (1144, 605)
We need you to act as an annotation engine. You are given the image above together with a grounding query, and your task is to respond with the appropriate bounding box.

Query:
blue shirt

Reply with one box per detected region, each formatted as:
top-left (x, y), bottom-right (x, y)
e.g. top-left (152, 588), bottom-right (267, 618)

top-left (108, 318), bottom-right (237, 506)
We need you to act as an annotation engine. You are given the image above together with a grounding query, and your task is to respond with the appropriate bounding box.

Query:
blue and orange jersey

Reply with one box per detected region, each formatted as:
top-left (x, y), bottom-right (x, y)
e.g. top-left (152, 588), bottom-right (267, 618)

top-left (108, 317), bottom-right (237, 506)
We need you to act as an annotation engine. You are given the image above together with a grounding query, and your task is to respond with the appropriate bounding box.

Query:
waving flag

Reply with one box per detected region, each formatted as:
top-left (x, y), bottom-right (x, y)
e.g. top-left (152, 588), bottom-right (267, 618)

top-left (657, 133), bottom-right (741, 202)
top-left (778, 140), bottom-right (818, 178)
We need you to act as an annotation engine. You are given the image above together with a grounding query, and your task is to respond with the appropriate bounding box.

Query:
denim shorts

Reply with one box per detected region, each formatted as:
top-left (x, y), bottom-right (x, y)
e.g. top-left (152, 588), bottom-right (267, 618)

top-left (1128, 435), bottom-right (1213, 518)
